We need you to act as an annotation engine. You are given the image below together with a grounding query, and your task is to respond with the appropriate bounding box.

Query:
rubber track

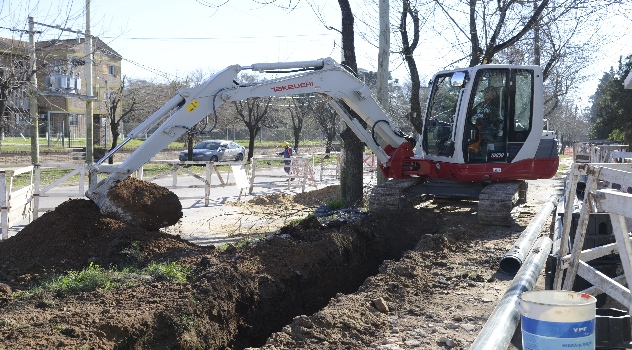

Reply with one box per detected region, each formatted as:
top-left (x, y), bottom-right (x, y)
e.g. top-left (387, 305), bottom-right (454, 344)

top-left (477, 181), bottom-right (527, 226)
top-left (369, 178), bottom-right (424, 212)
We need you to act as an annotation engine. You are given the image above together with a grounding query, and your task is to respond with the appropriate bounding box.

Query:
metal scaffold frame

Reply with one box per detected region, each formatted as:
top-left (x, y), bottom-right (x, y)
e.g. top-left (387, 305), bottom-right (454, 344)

top-left (554, 161), bottom-right (632, 313)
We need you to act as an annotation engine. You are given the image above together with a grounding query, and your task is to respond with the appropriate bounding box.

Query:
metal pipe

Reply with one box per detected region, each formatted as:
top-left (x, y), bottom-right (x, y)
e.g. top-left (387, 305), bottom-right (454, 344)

top-left (470, 236), bottom-right (553, 350)
top-left (499, 195), bottom-right (559, 274)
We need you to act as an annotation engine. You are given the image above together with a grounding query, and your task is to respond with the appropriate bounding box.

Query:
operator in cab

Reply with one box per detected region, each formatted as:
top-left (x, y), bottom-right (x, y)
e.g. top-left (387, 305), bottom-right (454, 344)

top-left (468, 86), bottom-right (503, 157)
top-left (476, 86), bottom-right (502, 130)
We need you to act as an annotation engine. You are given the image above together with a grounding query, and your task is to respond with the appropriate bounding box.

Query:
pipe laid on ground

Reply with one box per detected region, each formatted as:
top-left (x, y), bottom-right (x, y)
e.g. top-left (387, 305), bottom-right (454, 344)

top-left (470, 236), bottom-right (553, 350)
top-left (499, 195), bottom-right (559, 274)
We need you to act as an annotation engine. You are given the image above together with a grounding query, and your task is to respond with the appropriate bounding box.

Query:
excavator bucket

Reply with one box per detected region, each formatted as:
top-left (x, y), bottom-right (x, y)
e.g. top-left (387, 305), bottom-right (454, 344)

top-left (88, 177), bottom-right (182, 231)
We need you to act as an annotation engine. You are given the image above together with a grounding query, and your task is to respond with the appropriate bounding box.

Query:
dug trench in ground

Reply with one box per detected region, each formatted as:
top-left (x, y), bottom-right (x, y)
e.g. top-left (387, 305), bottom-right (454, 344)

top-left (0, 178), bottom-right (440, 349)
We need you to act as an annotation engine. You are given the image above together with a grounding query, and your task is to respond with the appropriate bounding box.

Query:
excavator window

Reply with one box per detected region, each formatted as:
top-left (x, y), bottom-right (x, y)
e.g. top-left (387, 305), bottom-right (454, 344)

top-left (423, 72), bottom-right (462, 157)
top-left (464, 69), bottom-right (510, 163)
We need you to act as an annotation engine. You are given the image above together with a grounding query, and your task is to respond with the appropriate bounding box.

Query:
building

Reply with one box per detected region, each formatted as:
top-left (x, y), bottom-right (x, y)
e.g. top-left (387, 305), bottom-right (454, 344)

top-left (0, 37), bottom-right (31, 138)
top-left (0, 35), bottom-right (122, 147)
top-left (36, 37), bottom-right (123, 148)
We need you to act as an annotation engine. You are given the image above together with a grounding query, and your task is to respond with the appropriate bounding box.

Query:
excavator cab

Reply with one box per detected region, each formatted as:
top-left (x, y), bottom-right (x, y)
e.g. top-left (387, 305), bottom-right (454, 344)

top-left (423, 65), bottom-right (545, 168)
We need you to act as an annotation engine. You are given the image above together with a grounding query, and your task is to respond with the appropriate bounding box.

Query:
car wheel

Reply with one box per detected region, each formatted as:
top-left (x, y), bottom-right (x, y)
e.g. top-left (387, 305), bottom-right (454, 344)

top-left (235, 153), bottom-right (244, 161)
top-left (210, 155), bottom-right (219, 162)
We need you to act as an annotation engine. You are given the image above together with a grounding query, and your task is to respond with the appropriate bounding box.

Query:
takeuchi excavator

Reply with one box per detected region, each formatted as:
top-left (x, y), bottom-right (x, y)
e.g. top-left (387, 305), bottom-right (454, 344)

top-left (86, 57), bottom-right (558, 226)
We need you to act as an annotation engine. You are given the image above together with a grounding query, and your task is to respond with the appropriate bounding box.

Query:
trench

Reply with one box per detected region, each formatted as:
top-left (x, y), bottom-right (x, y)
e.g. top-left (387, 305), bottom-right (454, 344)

top-left (186, 209), bottom-right (437, 350)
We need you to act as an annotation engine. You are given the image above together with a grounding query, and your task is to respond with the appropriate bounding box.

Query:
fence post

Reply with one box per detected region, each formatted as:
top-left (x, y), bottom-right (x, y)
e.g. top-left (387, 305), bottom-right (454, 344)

top-left (0, 170), bottom-right (8, 240)
top-left (34, 164), bottom-right (41, 220)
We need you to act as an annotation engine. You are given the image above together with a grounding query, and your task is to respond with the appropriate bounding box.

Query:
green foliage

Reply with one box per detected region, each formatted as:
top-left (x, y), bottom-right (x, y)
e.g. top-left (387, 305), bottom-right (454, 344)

top-left (30, 262), bottom-right (190, 295)
top-left (326, 198), bottom-right (345, 210)
top-left (589, 55), bottom-right (632, 143)
top-left (41, 263), bottom-right (119, 293)
top-left (142, 262), bottom-right (189, 283)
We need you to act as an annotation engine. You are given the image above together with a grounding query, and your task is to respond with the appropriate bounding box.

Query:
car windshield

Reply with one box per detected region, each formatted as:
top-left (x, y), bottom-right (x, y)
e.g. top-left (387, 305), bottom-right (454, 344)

top-left (194, 141), bottom-right (220, 150)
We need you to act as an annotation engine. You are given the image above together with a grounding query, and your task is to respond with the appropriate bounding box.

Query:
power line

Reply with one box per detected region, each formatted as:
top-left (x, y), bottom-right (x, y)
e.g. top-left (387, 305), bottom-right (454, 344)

top-left (120, 33), bottom-right (331, 40)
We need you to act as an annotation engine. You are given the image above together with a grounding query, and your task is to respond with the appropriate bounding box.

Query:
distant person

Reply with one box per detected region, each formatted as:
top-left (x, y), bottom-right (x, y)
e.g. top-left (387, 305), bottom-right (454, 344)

top-left (279, 142), bottom-right (294, 179)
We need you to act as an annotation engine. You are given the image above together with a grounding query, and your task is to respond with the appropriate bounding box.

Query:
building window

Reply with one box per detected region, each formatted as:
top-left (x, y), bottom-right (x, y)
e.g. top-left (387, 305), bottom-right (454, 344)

top-left (108, 65), bottom-right (115, 75)
top-left (69, 115), bottom-right (78, 126)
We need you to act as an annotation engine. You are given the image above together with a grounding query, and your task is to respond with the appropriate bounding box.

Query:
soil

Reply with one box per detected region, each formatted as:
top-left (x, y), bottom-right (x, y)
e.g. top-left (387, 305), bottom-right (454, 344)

top-left (0, 171), bottom-right (565, 349)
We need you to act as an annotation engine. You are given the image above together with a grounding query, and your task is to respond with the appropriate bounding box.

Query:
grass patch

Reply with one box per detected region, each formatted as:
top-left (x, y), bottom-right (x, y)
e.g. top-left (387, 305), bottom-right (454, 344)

top-left (24, 261), bottom-right (191, 296)
top-left (142, 261), bottom-right (189, 283)
top-left (326, 198), bottom-right (345, 210)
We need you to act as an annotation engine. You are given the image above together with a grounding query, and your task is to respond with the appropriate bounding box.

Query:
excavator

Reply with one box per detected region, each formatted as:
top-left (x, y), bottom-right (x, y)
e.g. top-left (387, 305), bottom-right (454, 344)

top-left (86, 57), bottom-right (558, 227)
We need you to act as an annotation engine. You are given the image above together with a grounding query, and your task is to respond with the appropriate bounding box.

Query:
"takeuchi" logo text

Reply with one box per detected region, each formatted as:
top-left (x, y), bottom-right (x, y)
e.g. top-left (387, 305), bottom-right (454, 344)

top-left (271, 81), bottom-right (314, 92)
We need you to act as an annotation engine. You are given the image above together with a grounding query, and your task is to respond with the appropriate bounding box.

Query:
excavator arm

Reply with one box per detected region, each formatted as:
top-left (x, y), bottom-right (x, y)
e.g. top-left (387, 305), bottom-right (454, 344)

top-left (86, 57), bottom-right (407, 220)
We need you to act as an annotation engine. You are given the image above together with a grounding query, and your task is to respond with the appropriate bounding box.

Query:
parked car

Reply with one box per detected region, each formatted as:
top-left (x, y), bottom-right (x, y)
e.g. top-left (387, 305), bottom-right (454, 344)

top-left (179, 140), bottom-right (245, 162)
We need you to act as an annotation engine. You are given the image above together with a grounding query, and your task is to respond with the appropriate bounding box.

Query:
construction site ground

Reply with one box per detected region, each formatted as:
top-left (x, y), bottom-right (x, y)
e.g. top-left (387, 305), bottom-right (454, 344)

top-left (0, 158), bottom-right (572, 349)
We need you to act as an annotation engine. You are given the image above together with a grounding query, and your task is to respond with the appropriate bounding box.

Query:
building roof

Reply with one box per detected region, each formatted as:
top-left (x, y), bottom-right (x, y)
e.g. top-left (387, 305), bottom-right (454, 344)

top-left (0, 35), bottom-right (122, 61)
top-left (0, 37), bottom-right (29, 55)
top-left (35, 37), bottom-right (122, 60)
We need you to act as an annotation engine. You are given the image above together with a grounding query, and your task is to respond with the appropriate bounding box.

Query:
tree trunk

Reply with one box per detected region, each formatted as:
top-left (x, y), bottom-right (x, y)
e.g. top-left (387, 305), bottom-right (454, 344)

top-left (338, 0), bottom-right (364, 207)
top-left (108, 122), bottom-right (120, 164)
top-left (400, 2), bottom-right (423, 133)
top-left (340, 127), bottom-right (365, 207)
top-left (187, 134), bottom-right (195, 161)
top-left (247, 126), bottom-right (258, 161)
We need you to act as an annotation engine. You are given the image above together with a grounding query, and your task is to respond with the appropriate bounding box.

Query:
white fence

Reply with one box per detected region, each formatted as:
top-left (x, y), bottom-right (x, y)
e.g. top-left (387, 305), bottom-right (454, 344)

top-left (0, 153), bottom-right (359, 239)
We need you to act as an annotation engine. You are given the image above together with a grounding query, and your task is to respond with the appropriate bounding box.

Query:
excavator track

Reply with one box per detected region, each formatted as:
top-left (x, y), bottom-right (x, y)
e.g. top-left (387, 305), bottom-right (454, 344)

top-left (369, 178), bottom-right (425, 212)
top-left (477, 180), bottom-right (528, 226)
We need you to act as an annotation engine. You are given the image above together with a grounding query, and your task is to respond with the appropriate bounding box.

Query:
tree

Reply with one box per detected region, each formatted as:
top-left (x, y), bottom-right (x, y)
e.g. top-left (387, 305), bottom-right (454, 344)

top-left (288, 95), bottom-right (310, 151)
top-left (336, 0), bottom-right (366, 208)
top-left (232, 97), bottom-right (273, 161)
top-left (104, 76), bottom-right (135, 163)
top-left (0, 38), bottom-right (34, 143)
top-left (398, 0), bottom-right (424, 133)
top-left (312, 94), bottom-right (339, 156)
top-left (589, 56), bottom-right (632, 144)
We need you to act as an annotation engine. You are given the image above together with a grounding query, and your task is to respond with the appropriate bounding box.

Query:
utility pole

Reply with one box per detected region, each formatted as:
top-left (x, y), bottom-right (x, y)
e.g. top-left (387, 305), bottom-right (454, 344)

top-left (85, 0), bottom-right (94, 163)
top-left (28, 17), bottom-right (39, 164)
top-left (376, 0), bottom-right (389, 185)
top-left (533, 0), bottom-right (541, 65)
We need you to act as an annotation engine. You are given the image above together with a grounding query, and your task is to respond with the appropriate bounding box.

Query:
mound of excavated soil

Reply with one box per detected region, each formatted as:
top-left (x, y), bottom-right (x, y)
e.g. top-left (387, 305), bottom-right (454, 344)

top-left (0, 187), bottom-right (439, 349)
top-left (106, 177), bottom-right (183, 230)
top-left (0, 199), bottom-right (204, 284)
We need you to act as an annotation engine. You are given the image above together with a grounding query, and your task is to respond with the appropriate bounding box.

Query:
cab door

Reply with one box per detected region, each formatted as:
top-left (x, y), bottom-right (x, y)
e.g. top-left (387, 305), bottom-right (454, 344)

top-left (463, 68), bottom-right (534, 163)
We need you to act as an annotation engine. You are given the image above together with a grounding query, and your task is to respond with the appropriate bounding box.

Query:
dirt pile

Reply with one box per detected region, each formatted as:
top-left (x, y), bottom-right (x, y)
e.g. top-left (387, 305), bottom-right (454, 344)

top-left (106, 177), bottom-right (183, 230)
top-left (0, 199), bottom-right (203, 284)
top-left (0, 184), bottom-right (442, 349)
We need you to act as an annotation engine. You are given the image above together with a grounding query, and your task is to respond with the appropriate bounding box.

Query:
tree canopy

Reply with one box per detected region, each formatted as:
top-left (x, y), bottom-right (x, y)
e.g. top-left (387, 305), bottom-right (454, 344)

top-left (589, 55), bottom-right (632, 143)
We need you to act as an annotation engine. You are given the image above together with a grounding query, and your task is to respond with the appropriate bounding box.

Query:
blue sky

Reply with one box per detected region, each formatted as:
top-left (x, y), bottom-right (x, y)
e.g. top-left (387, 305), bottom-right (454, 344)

top-left (1, 0), bottom-right (631, 106)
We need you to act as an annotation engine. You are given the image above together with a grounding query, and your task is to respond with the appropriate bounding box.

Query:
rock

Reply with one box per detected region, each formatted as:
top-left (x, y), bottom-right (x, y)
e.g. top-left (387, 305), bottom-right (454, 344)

top-left (446, 338), bottom-right (456, 347)
top-left (461, 323), bottom-right (476, 332)
top-left (437, 276), bottom-right (450, 285)
top-left (0, 283), bottom-right (12, 296)
top-left (373, 297), bottom-right (389, 313)
top-left (404, 339), bottom-right (422, 346)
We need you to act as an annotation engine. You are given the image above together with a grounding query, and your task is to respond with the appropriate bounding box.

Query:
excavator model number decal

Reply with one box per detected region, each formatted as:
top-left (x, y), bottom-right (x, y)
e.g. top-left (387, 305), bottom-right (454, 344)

top-left (186, 99), bottom-right (200, 112)
top-left (271, 81), bottom-right (314, 92)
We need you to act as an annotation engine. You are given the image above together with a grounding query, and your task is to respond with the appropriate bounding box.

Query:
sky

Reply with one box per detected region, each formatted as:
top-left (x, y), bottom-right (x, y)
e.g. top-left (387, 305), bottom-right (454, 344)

top-left (1, 0), bottom-right (631, 107)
